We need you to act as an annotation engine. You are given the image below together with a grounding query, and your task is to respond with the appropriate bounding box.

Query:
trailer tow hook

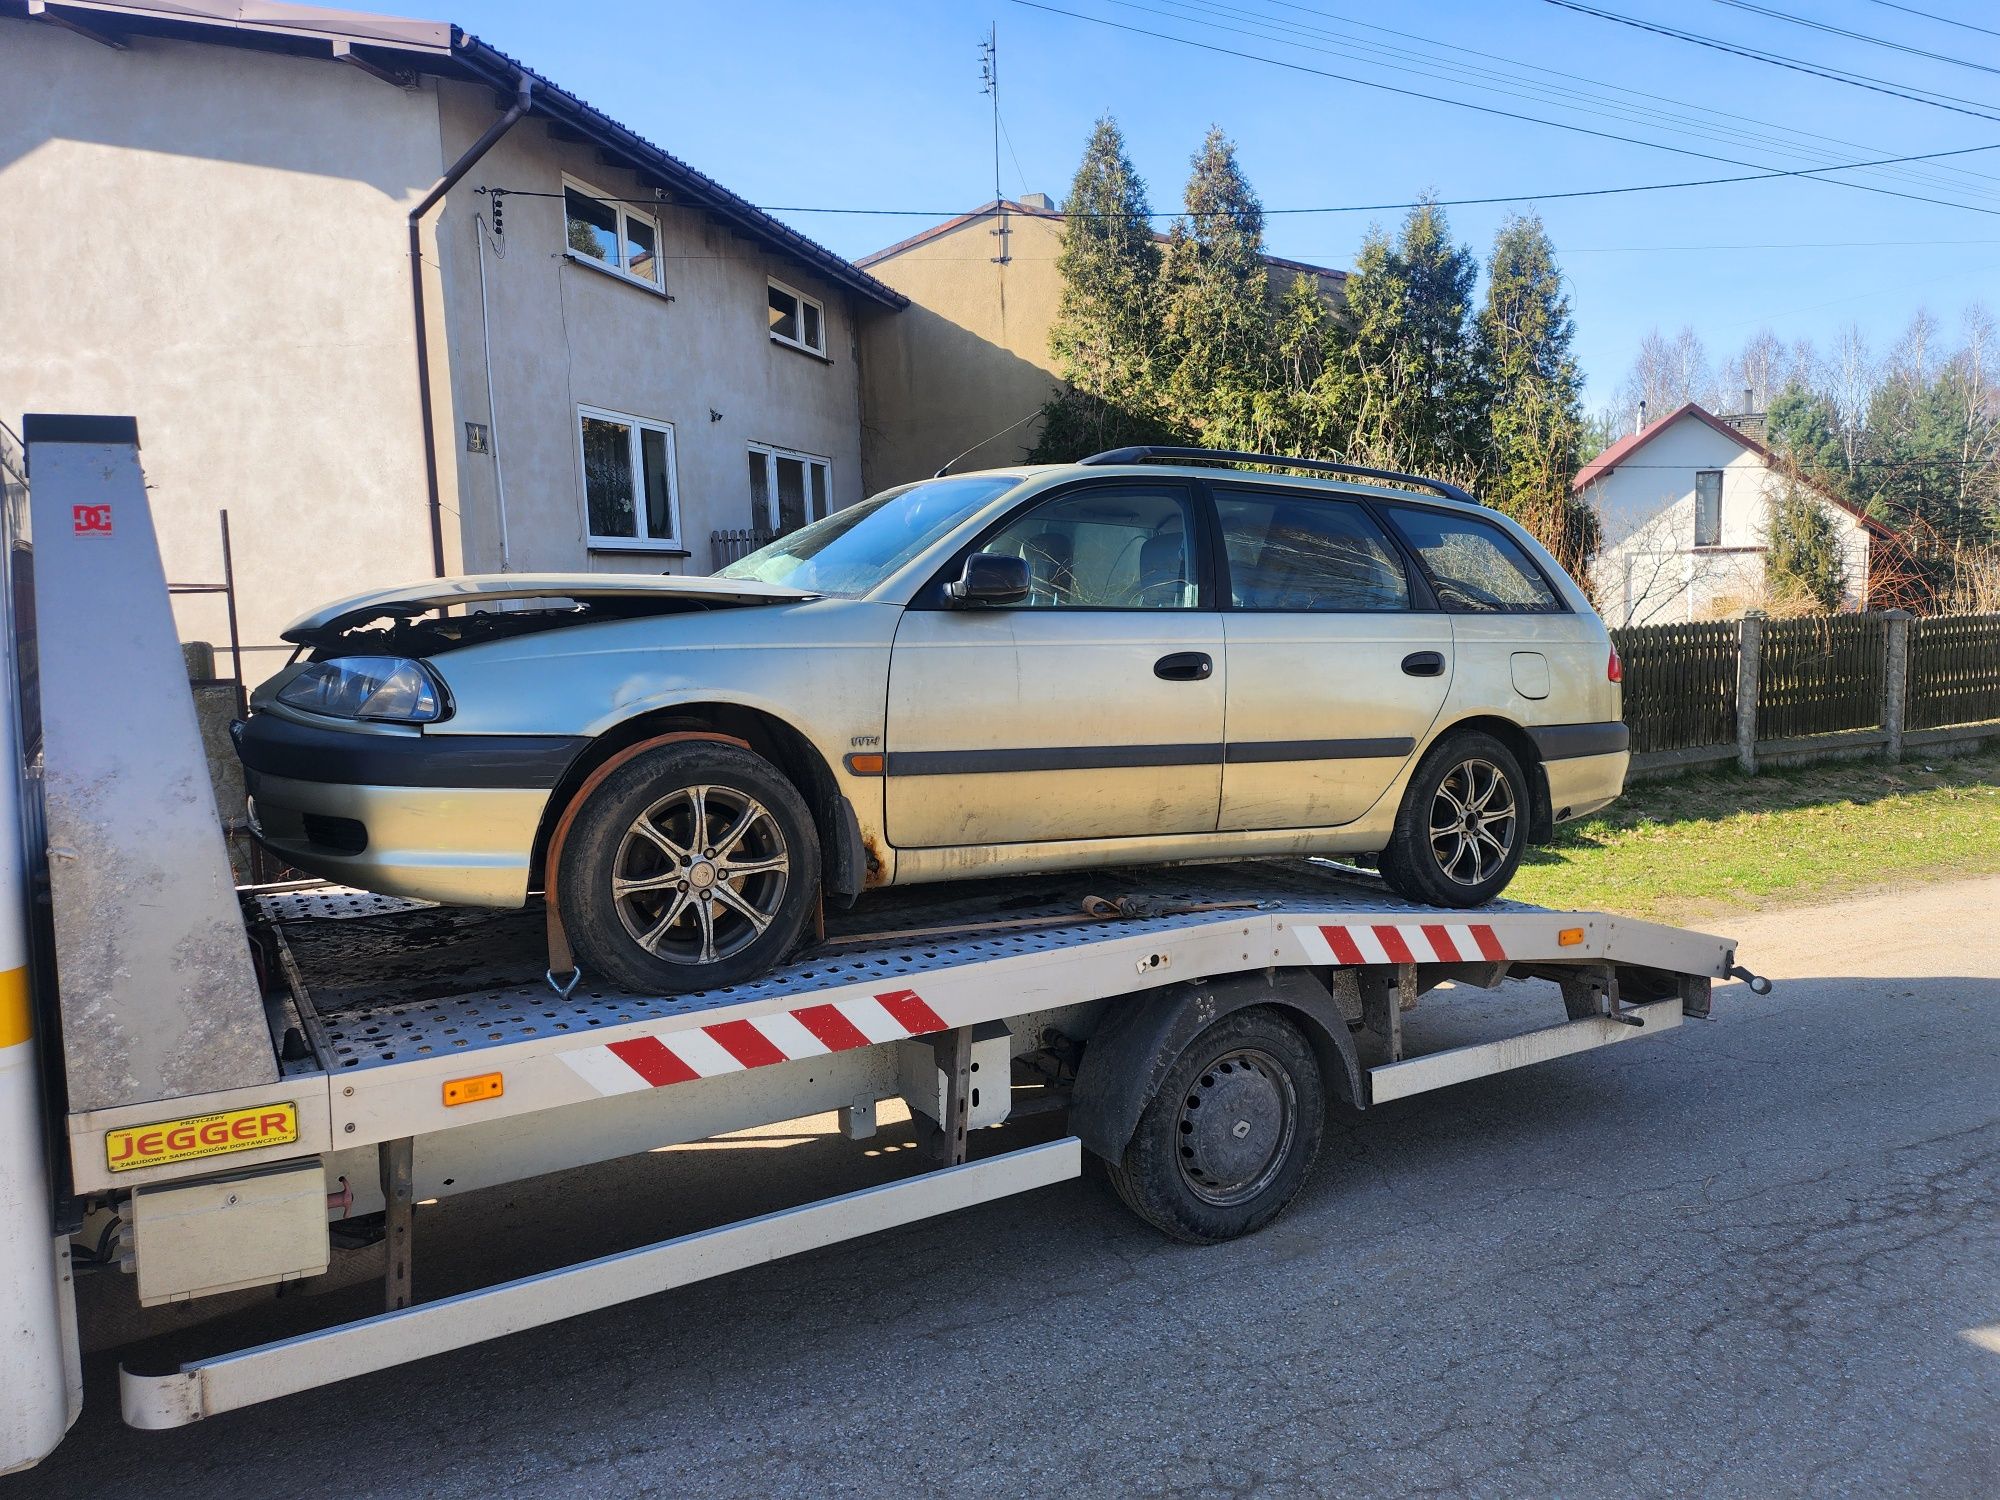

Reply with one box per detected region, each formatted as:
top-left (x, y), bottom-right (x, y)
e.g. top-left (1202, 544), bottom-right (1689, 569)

top-left (1727, 964), bottom-right (1773, 996)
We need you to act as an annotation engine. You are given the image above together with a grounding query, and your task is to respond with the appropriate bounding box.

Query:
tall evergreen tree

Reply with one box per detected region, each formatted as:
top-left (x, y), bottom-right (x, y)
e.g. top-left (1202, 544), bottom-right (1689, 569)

top-left (1322, 200), bottom-right (1487, 481)
top-left (1046, 116), bottom-right (1160, 403)
top-left (1158, 127), bottom-right (1273, 443)
top-left (1762, 475), bottom-right (1848, 614)
top-left (1478, 213), bottom-right (1596, 580)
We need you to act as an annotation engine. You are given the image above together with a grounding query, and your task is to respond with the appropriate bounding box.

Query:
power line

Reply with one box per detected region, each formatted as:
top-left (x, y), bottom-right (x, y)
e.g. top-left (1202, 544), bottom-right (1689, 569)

top-left (491, 134), bottom-right (2000, 221)
top-left (1710, 0), bottom-right (2000, 79)
top-left (1240, 0), bottom-right (2000, 203)
top-left (1010, 0), bottom-right (2000, 217)
top-left (1544, 0), bottom-right (2000, 126)
top-left (1160, 0), bottom-right (2000, 204)
top-left (1861, 0), bottom-right (2000, 43)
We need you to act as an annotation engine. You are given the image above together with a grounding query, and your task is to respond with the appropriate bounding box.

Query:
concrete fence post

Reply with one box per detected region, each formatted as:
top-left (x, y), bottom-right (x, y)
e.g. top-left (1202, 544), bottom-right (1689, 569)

top-left (1882, 610), bottom-right (1912, 762)
top-left (1736, 611), bottom-right (1763, 774)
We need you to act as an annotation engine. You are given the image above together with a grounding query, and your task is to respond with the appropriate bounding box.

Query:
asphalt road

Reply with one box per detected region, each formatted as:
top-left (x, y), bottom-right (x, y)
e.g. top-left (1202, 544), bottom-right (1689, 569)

top-left (12, 878), bottom-right (2000, 1498)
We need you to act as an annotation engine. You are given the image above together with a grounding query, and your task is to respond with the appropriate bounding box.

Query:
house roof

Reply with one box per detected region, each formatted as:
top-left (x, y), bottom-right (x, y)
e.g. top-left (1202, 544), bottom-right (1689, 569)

top-left (1574, 399), bottom-right (1890, 537)
top-left (1, 0), bottom-right (907, 310)
top-left (857, 198), bottom-right (1348, 284)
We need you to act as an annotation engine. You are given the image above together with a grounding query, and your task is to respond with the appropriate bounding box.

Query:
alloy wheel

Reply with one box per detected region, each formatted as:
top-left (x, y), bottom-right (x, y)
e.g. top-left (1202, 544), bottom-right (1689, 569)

top-left (610, 784), bottom-right (791, 966)
top-left (1428, 756), bottom-right (1518, 888)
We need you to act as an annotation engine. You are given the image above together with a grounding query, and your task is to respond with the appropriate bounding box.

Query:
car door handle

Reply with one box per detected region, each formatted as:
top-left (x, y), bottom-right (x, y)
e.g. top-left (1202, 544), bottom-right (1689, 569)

top-left (1154, 651), bottom-right (1213, 682)
top-left (1401, 651), bottom-right (1446, 677)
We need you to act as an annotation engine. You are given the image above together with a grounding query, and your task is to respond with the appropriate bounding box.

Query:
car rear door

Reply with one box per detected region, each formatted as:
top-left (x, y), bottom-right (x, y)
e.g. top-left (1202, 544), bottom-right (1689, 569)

top-left (883, 479), bottom-right (1225, 849)
top-left (1214, 484), bottom-right (1452, 830)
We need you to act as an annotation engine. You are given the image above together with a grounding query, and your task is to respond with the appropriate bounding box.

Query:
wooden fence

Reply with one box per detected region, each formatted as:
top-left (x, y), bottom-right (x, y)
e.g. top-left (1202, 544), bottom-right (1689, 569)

top-left (1610, 621), bottom-right (1737, 755)
top-left (1610, 609), bottom-right (2000, 773)
top-left (1907, 615), bottom-right (2000, 732)
top-left (1756, 615), bottom-right (1887, 740)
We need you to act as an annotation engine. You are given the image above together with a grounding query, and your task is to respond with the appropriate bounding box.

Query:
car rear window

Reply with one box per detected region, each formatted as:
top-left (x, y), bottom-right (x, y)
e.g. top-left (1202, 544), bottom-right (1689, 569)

top-left (1216, 491), bottom-right (1408, 611)
top-left (1383, 506), bottom-right (1562, 614)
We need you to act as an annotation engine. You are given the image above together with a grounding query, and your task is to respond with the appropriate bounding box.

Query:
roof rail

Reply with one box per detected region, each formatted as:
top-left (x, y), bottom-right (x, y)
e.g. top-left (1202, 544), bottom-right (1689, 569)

top-left (1076, 446), bottom-right (1480, 507)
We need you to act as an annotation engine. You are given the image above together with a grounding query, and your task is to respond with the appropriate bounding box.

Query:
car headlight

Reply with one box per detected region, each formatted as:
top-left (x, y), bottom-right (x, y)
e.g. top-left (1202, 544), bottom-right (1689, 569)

top-left (276, 656), bottom-right (445, 723)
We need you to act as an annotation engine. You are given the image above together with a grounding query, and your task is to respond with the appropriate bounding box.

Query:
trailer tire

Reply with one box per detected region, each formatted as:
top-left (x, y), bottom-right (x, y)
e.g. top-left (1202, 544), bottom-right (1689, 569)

top-left (1379, 729), bottom-right (1527, 908)
top-left (1105, 1008), bottom-right (1324, 1244)
top-left (556, 741), bottom-right (820, 994)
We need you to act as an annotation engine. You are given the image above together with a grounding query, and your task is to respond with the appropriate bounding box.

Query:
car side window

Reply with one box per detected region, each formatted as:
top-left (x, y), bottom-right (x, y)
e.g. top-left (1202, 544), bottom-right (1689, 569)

top-left (1383, 506), bottom-right (1562, 613)
top-left (979, 485), bottom-right (1197, 608)
top-left (1216, 490), bottom-right (1409, 611)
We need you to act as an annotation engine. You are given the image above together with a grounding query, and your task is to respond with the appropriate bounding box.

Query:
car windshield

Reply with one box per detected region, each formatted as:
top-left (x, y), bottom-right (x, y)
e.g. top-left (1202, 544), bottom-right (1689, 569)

top-left (716, 474), bottom-right (1022, 597)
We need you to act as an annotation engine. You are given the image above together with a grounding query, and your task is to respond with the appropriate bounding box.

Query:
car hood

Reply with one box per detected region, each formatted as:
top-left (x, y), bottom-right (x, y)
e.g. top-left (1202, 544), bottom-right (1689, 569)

top-left (280, 573), bottom-right (817, 643)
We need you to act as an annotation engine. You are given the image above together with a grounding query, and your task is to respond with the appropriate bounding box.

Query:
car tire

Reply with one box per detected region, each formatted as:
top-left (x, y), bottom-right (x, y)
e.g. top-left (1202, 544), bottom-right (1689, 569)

top-left (555, 740), bottom-right (821, 995)
top-left (1104, 1008), bottom-right (1325, 1244)
top-left (1379, 729), bottom-right (1528, 909)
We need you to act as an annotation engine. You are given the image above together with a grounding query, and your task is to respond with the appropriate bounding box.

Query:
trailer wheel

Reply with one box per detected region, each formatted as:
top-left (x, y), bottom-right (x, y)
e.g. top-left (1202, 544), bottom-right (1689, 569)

top-left (556, 740), bottom-right (820, 994)
top-left (1379, 729), bottom-right (1527, 908)
top-left (1105, 1008), bottom-right (1325, 1244)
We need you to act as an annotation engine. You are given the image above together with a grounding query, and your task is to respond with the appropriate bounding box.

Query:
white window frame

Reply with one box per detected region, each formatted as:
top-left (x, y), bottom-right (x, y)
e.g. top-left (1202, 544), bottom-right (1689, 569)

top-left (767, 277), bottom-right (827, 356)
top-left (562, 175), bottom-right (663, 292)
top-left (576, 405), bottom-right (683, 552)
top-left (747, 443), bottom-right (832, 533)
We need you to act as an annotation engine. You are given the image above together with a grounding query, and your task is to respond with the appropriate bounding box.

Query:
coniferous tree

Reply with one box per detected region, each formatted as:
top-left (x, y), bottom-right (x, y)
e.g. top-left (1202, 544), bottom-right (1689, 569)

top-left (1323, 200), bottom-right (1487, 481)
top-left (1762, 476), bottom-right (1848, 614)
top-left (1478, 213), bottom-right (1596, 580)
top-left (1029, 117), bottom-right (1179, 460)
top-left (1158, 127), bottom-right (1273, 443)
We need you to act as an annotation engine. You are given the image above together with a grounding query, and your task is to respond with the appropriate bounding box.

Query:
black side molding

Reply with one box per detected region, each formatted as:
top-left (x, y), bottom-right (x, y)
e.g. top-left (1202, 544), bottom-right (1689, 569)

top-left (1527, 721), bottom-right (1630, 761)
top-left (234, 712), bottom-right (585, 789)
top-left (1224, 738), bottom-right (1414, 764)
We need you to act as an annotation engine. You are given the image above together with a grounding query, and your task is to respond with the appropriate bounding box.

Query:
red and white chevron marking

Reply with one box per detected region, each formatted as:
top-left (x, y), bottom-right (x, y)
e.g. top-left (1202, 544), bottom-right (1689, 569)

top-left (559, 988), bottom-right (948, 1096)
top-left (1296, 921), bottom-right (1508, 967)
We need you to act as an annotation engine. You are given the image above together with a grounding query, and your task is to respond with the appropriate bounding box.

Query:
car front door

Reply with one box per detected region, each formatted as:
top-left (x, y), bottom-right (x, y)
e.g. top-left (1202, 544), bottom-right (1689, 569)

top-left (884, 480), bottom-right (1224, 850)
top-left (1214, 485), bottom-right (1452, 830)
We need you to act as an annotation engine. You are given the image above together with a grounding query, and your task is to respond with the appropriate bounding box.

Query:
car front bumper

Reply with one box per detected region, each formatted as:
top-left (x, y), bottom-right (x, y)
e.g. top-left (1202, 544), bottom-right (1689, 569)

top-left (234, 714), bottom-right (583, 907)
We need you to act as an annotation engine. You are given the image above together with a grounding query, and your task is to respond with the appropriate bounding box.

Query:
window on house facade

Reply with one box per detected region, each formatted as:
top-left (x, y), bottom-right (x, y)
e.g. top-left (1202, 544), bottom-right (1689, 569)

top-left (1694, 469), bottom-right (1723, 547)
top-left (578, 407), bottom-right (680, 549)
top-left (564, 180), bottom-right (661, 289)
top-left (747, 444), bottom-right (832, 535)
top-left (767, 279), bottom-right (826, 355)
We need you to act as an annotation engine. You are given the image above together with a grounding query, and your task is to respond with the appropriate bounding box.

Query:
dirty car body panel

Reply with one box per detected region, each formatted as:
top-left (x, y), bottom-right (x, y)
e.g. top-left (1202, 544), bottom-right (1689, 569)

top-left (238, 463), bottom-right (1626, 909)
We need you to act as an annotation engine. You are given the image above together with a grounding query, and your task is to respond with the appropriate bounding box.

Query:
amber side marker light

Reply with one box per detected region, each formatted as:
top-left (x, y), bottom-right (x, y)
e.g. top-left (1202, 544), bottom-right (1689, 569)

top-left (443, 1072), bottom-right (504, 1107)
top-left (845, 752), bottom-right (886, 776)
top-left (1558, 928), bottom-right (1586, 947)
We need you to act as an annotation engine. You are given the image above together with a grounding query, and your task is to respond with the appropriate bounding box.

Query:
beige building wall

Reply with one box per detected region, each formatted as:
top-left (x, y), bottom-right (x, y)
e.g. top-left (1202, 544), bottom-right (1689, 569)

top-left (0, 17), bottom-right (449, 673)
top-left (857, 206), bottom-right (1067, 491)
top-left (430, 83), bottom-right (870, 577)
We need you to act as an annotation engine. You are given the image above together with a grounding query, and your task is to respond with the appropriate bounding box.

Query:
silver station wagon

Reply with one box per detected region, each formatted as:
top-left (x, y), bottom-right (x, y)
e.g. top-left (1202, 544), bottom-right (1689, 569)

top-left (237, 448), bottom-right (1628, 993)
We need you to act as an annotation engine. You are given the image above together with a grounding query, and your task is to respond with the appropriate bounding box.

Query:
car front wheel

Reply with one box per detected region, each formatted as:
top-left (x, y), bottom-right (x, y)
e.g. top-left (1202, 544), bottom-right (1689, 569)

top-left (1379, 730), bottom-right (1528, 908)
top-left (555, 741), bottom-right (821, 994)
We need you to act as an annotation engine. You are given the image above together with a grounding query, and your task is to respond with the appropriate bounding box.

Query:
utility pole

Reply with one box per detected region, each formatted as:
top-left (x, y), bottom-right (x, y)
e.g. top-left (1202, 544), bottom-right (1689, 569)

top-left (980, 24), bottom-right (1009, 265)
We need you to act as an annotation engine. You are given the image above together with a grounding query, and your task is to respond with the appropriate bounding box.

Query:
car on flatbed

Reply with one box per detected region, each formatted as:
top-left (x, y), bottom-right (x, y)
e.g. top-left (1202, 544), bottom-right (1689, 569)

top-left (235, 448), bottom-right (1628, 993)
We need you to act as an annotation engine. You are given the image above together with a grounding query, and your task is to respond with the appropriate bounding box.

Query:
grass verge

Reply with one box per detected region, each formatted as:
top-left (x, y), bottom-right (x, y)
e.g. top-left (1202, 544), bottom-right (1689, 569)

top-left (1510, 746), bottom-right (2000, 927)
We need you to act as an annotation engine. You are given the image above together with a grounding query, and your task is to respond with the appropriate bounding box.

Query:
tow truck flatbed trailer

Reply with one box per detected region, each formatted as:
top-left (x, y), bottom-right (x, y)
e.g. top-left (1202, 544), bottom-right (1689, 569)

top-left (0, 417), bottom-right (1762, 1472)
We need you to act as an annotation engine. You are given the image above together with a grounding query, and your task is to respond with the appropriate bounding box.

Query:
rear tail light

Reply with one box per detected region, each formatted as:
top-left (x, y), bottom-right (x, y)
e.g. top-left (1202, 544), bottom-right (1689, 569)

top-left (1607, 644), bottom-right (1624, 684)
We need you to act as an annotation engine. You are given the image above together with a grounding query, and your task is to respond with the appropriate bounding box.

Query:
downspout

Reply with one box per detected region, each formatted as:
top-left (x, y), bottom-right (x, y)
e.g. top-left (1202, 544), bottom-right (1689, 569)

top-left (409, 71), bottom-right (532, 577)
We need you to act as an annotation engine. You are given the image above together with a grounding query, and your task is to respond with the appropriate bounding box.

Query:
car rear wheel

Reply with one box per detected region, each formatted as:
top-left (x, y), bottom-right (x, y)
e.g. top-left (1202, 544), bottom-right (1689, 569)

top-left (555, 741), bottom-right (820, 994)
top-left (1104, 1008), bottom-right (1325, 1244)
top-left (1379, 730), bottom-right (1527, 908)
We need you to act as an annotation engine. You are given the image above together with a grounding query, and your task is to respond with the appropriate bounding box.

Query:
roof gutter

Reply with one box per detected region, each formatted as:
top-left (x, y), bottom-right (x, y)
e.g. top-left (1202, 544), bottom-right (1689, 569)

top-left (409, 70), bottom-right (533, 577)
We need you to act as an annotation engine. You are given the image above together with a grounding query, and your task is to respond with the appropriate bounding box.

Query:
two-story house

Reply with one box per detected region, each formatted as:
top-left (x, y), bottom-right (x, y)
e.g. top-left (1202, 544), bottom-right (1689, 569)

top-left (0, 0), bottom-right (906, 673)
top-left (1576, 400), bottom-right (1884, 626)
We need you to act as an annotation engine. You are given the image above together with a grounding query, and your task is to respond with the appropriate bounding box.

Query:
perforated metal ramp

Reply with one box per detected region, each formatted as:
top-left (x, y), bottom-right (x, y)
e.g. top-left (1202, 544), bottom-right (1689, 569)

top-left (255, 861), bottom-right (1558, 1076)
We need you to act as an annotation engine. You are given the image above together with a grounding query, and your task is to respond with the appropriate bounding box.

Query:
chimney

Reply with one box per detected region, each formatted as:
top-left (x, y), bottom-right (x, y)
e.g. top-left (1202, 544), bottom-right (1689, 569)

top-left (1743, 385), bottom-right (1753, 413)
top-left (1019, 192), bottom-right (1056, 212)
top-left (1636, 399), bottom-right (1648, 435)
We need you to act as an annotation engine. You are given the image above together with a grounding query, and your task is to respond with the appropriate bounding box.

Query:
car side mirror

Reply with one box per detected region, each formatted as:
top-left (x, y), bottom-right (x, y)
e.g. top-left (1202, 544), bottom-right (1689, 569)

top-left (945, 551), bottom-right (1031, 607)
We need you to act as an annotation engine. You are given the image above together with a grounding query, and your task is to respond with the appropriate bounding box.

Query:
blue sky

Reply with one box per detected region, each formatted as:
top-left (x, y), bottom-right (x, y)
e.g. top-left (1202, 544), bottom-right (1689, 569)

top-left (365, 0), bottom-right (1998, 409)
